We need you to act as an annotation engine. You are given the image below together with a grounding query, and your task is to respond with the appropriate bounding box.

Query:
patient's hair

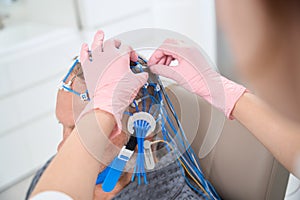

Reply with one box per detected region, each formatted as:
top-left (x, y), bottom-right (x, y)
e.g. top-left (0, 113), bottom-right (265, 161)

top-left (71, 56), bottom-right (85, 81)
top-left (264, 0), bottom-right (300, 27)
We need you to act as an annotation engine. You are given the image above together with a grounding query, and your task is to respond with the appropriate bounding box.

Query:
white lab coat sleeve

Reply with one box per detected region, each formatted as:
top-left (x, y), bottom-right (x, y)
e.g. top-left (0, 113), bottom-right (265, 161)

top-left (30, 191), bottom-right (73, 200)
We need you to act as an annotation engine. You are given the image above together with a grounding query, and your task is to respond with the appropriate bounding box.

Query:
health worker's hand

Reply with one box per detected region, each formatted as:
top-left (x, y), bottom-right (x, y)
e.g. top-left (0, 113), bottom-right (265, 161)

top-left (148, 39), bottom-right (247, 119)
top-left (79, 30), bottom-right (148, 137)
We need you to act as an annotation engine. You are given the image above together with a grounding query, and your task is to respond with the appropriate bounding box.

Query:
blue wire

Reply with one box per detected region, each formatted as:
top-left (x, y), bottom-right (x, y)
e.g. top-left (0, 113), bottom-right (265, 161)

top-left (132, 119), bottom-right (150, 185)
top-left (155, 81), bottom-right (220, 199)
top-left (161, 118), bottom-right (171, 152)
top-left (157, 86), bottom-right (206, 174)
top-left (176, 159), bottom-right (209, 200)
top-left (62, 85), bottom-right (81, 96)
top-left (160, 108), bottom-right (188, 153)
top-left (142, 87), bottom-right (147, 112)
top-left (124, 111), bottom-right (133, 116)
top-left (127, 59), bottom-right (220, 199)
top-left (133, 100), bottom-right (139, 112)
top-left (63, 59), bottom-right (78, 82)
top-left (131, 166), bottom-right (136, 182)
top-left (137, 56), bottom-right (147, 64)
top-left (156, 92), bottom-right (208, 192)
top-left (139, 95), bottom-right (159, 105)
top-left (184, 175), bottom-right (210, 200)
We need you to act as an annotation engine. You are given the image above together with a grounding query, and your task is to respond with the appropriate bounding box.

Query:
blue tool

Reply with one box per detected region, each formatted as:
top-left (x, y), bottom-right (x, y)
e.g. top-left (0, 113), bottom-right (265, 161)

top-left (97, 135), bottom-right (137, 191)
top-left (95, 164), bottom-right (111, 185)
top-left (101, 146), bottom-right (134, 192)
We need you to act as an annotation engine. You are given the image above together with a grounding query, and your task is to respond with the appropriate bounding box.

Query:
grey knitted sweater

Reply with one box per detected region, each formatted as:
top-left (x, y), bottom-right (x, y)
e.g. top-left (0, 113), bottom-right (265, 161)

top-left (26, 153), bottom-right (204, 200)
top-left (112, 153), bottom-right (204, 200)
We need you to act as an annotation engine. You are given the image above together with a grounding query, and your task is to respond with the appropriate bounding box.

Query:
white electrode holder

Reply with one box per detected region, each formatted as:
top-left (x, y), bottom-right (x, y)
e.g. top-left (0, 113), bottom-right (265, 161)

top-left (127, 112), bottom-right (156, 137)
top-left (144, 140), bottom-right (155, 170)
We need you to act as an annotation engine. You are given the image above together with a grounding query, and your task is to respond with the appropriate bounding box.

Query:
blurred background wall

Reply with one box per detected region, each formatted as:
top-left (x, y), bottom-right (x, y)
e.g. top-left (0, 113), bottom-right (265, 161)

top-left (0, 0), bottom-right (298, 199)
top-left (0, 0), bottom-right (216, 198)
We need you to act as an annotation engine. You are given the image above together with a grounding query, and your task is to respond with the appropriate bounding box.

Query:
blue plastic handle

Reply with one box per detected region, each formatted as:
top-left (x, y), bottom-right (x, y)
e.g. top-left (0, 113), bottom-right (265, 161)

top-left (102, 156), bottom-right (128, 192)
top-left (96, 164), bottom-right (111, 185)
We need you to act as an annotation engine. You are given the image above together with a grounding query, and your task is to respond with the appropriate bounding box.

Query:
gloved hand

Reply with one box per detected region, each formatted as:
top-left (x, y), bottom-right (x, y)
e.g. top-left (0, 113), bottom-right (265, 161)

top-left (79, 30), bottom-right (148, 137)
top-left (148, 39), bottom-right (247, 119)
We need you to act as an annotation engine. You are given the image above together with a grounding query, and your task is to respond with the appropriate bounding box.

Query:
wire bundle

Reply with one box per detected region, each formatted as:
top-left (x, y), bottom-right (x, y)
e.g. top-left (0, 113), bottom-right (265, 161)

top-left (131, 120), bottom-right (151, 185)
top-left (155, 78), bottom-right (220, 200)
top-left (129, 58), bottom-right (221, 199)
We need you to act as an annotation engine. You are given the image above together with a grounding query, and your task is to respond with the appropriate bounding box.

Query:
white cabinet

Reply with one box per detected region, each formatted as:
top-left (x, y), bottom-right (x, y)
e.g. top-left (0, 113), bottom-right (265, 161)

top-left (79, 0), bottom-right (216, 62)
top-left (152, 0), bottom-right (216, 62)
top-left (0, 23), bottom-right (82, 190)
top-left (77, 0), bottom-right (151, 30)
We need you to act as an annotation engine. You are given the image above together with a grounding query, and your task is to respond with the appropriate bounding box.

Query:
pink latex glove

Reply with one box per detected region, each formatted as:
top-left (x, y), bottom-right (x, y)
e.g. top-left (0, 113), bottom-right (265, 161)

top-left (148, 39), bottom-right (247, 119)
top-left (79, 30), bottom-right (148, 137)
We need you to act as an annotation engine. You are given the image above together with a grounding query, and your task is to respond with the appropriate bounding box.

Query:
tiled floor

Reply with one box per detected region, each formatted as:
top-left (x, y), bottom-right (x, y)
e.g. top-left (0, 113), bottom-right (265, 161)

top-left (0, 173), bottom-right (299, 200)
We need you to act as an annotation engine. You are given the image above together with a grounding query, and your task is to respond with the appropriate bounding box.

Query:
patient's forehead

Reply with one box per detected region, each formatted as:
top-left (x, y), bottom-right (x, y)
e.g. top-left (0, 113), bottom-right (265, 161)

top-left (56, 75), bottom-right (87, 125)
top-left (72, 77), bottom-right (89, 120)
top-left (56, 89), bottom-right (74, 126)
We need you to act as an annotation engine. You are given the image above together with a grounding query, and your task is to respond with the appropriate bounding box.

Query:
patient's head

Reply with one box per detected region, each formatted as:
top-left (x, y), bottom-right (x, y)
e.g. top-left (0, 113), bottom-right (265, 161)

top-left (55, 58), bottom-right (152, 199)
top-left (55, 63), bottom-right (86, 150)
top-left (55, 58), bottom-right (150, 150)
top-left (55, 59), bottom-right (130, 158)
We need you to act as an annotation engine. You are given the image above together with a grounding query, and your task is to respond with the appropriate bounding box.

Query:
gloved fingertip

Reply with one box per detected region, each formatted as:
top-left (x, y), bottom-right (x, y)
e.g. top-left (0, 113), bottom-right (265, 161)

top-left (147, 58), bottom-right (155, 66)
top-left (158, 56), bottom-right (167, 65)
top-left (166, 56), bottom-right (173, 66)
top-left (80, 43), bottom-right (89, 63)
top-left (96, 30), bottom-right (105, 40)
top-left (131, 51), bottom-right (138, 62)
top-left (114, 39), bottom-right (122, 49)
top-left (148, 50), bottom-right (164, 66)
top-left (82, 42), bottom-right (88, 48)
top-left (92, 31), bottom-right (105, 51)
top-left (148, 56), bottom-right (159, 66)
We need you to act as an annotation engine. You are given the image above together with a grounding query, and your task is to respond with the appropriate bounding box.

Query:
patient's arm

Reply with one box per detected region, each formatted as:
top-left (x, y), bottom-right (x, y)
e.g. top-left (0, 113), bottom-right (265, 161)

top-left (30, 109), bottom-right (115, 200)
top-left (233, 92), bottom-right (300, 178)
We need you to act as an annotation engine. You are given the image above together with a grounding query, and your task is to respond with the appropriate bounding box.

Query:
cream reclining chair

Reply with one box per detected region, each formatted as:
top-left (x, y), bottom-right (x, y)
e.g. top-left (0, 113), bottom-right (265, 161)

top-left (165, 84), bottom-right (289, 200)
